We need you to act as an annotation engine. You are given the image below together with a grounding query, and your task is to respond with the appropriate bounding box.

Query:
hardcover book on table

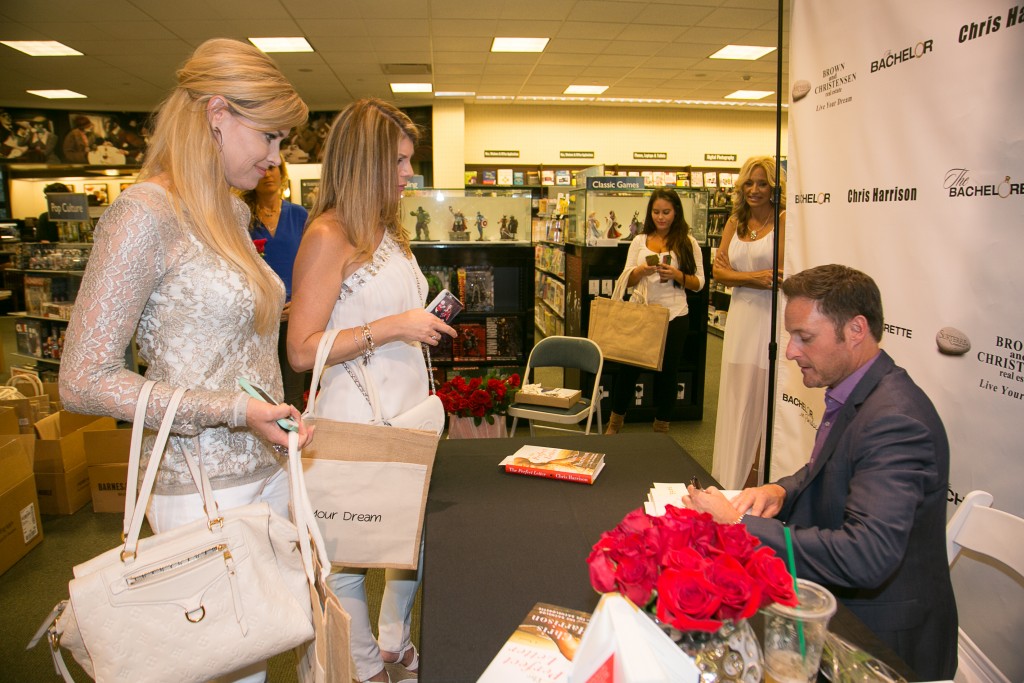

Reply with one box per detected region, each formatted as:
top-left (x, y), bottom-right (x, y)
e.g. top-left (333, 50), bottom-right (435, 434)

top-left (499, 445), bottom-right (605, 485)
top-left (477, 602), bottom-right (592, 683)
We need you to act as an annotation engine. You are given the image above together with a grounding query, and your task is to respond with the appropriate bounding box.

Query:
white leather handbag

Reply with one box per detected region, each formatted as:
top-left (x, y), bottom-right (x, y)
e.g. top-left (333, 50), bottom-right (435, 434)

top-left (33, 381), bottom-right (314, 682)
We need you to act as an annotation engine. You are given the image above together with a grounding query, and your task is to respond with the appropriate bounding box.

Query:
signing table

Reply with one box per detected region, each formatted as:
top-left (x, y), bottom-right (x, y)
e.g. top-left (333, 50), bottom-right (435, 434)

top-left (419, 433), bottom-right (916, 682)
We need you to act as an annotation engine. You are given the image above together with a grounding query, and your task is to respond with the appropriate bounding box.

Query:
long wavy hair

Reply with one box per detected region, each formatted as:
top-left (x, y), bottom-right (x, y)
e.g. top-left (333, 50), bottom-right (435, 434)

top-left (240, 160), bottom-right (290, 232)
top-left (731, 155), bottom-right (786, 239)
top-left (309, 99), bottom-right (420, 263)
top-left (641, 188), bottom-right (697, 276)
top-left (138, 38), bottom-right (308, 335)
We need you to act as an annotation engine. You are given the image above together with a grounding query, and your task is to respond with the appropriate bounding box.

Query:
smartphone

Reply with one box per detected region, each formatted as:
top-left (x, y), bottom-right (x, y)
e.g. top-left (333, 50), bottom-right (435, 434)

top-left (645, 254), bottom-right (660, 266)
top-left (237, 377), bottom-right (299, 432)
top-left (425, 288), bottom-right (464, 323)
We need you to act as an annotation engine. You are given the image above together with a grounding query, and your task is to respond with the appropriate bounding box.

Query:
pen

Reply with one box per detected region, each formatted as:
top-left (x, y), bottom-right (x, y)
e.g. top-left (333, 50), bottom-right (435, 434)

top-left (689, 476), bottom-right (702, 490)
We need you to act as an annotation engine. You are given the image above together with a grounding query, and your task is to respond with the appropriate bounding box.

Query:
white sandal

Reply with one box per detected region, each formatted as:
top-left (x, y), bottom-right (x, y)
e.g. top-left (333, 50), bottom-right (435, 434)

top-left (381, 643), bottom-right (419, 674)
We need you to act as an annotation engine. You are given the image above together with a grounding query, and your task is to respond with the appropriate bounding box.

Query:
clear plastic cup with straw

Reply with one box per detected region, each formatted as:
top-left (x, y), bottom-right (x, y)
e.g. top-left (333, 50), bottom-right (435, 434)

top-left (763, 578), bottom-right (837, 682)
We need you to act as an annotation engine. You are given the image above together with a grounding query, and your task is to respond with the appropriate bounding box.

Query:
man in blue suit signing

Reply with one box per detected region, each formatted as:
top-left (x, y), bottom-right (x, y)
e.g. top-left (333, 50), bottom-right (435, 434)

top-left (690, 264), bottom-right (957, 680)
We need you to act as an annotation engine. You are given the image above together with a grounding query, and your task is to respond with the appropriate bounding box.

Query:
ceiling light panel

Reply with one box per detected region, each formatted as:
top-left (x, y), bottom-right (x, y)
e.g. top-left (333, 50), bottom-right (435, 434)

top-left (2, 40), bottom-right (83, 56)
top-left (491, 37), bottom-right (549, 53)
top-left (564, 84), bottom-right (608, 95)
top-left (710, 45), bottom-right (776, 60)
top-left (248, 37), bottom-right (314, 53)
top-left (390, 83), bottom-right (433, 93)
top-left (27, 89), bottom-right (87, 99)
top-left (724, 90), bottom-right (774, 100)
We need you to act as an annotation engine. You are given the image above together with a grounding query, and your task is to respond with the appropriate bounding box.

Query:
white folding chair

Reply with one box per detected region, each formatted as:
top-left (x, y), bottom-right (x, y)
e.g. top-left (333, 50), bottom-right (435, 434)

top-left (946, 490), bottom-right (1024, 683)
top-left (508, 335), bottom-right (604, 437)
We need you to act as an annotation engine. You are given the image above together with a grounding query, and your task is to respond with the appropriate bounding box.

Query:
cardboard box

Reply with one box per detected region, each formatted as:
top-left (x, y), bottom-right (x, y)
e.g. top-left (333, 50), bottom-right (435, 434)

top-left (84, 428), bottom-right (132, 513)
top-left (35, 464), bottom-right (92, 515)
top-left (0, 437), bottom-right (44, 574)
top-left (514, 387), bottom-right (582, 409)
top-left (87, 464), bottom-right (129, 513)
top-left (43, 382), bottom-right (62, 413)
top-left (33, 410), bottom-right (117, 474)
top-left (0, 392), bottom-right (52, 434)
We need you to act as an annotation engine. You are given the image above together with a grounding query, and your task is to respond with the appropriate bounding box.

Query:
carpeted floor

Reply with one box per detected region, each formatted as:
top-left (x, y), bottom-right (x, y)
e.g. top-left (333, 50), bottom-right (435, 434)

top-left (0, 335), bottom-right (723, 682)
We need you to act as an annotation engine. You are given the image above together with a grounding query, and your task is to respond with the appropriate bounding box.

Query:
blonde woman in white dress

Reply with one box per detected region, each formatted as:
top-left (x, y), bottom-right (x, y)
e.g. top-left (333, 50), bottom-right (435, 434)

top-left (711, 156), bottom-right (786, 490)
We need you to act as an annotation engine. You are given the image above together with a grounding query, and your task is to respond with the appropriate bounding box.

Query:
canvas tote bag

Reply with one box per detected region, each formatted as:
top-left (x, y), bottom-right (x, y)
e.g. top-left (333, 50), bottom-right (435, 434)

top-left (288, 430), bottom-right (353, 683)
top-left (32, 381), bottom-right (313, 682)
top-left (588, 269), bottom-right (670, 371)
top-left (301, 328), bottom-right (440, 570)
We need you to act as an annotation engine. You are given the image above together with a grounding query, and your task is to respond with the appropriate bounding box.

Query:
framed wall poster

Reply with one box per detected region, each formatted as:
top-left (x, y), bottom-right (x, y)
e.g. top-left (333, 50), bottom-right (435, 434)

top-left (300, 178), bottom-right (320, 210)
top-left (84, 183), bottom-right (109, 205)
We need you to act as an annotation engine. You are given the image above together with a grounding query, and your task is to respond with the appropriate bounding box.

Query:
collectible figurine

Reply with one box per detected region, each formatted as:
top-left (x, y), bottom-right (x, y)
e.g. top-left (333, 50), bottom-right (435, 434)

top-left (410, 206), bottom-right (432, 241)
top-left (475, 211), bottom-right (488, 241)
top-left (449, 206), bottom-right (468, 232)
top-left (624, 210), bottom-right (642, 240)
top-left (503, 214), bottom-right (519, 241)
top-left (497, 215), bottom-right (510, 240)
top-left (605, 210), bottom-right (621, 239)
top-left (587, 211), bottom-right (601, 243)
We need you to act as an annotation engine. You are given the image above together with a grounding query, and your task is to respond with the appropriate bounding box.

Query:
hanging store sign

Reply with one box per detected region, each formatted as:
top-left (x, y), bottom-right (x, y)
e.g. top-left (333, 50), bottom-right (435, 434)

top-left (705, 153), bottom-right (738, 162)
top-left (47, 193), bottom-right (90, 221)
top-left (560, 151), bottom-right (595, 159)
top-left (633, 152), bottom-right (667, 160)
top-left (587, 176), bottom-right (645, 191)
top-left (484, 150), bottom-right (520, 158)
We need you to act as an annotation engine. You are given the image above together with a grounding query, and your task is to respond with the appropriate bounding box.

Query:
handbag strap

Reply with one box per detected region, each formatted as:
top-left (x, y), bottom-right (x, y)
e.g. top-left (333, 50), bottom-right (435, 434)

top-left (287, 430), bottom-right (331, 584)
top-left (612, 265), bottom-right (648, 304)
top-left (122, 382), bottom-right (216, 557)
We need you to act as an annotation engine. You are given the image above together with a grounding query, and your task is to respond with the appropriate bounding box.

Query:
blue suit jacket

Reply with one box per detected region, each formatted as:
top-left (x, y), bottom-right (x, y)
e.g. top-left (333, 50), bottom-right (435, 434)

top-left (746, 351), bottom-right (957, 679)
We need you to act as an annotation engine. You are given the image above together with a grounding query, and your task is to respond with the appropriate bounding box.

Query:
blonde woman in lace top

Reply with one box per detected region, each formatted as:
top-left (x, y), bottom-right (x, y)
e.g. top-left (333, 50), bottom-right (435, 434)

top-left (59, 41), bottom-right (311, 669)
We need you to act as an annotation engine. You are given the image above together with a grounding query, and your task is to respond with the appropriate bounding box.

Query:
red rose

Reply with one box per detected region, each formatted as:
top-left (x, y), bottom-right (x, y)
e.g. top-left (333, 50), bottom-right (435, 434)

top-left (252, 238), bottom-right (267, 256)
top-left (712, 522), bottom-right (760, 564)
top-left (587, 545), bottom-right (619, 593)
top-left (469, 376), bottom-right (483, 390)
top-left (745, 546), bottom-right (798, 607)
top-left (657, 506), bottom-right (718, 558)
top-left (706, 554), bottom-right (761, 621)
top-left (655, 567), bottom-right (723, 632)
top-left (508, 373), bottom-right (521, 387)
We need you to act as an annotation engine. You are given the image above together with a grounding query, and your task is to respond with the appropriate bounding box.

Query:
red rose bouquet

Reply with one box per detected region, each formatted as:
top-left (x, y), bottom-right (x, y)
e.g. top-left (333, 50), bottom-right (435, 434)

top-left (587, 506), bottom-right (797, 632)
top-left (436, 373), bottom-right (520, 426)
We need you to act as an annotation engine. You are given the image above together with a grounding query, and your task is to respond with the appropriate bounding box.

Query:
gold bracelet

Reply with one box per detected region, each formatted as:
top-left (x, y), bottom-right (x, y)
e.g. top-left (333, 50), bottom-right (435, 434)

top-left (361, 323), bottom-right (376, 362)
top-left (352, 327), bottom-right (365, 356)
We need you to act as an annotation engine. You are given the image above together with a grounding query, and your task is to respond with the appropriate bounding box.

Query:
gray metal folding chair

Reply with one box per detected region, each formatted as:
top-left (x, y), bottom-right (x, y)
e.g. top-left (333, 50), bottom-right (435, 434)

top-left (508, 335), bottom-right (604, 437)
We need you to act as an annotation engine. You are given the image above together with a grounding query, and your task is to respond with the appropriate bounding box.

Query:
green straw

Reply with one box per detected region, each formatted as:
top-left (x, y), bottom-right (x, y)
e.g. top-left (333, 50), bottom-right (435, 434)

top-left (782, 525), bottom-right (807, 660)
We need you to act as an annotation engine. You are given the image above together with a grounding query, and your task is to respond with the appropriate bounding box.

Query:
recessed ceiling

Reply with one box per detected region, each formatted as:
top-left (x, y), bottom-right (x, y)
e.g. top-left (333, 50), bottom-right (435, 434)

top-left (0, 0), bottom-right (791, 112)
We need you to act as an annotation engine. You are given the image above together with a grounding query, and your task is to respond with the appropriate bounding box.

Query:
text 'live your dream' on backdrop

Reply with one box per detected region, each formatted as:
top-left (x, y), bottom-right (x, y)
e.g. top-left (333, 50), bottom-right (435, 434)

top-left (779, 1), bottom-right (1022, 678)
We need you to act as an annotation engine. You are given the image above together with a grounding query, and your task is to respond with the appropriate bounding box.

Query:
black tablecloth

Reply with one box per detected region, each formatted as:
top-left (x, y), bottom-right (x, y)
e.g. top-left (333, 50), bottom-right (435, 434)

top-left (419, 433), bottom-right (916, 682)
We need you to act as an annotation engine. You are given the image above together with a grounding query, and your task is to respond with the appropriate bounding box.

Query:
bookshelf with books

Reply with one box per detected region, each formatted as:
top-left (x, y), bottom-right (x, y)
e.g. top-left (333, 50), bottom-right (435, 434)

top-left (413, 243), bottom-right (533, 383)
top-left (3, 242), bottom-right (92, 379)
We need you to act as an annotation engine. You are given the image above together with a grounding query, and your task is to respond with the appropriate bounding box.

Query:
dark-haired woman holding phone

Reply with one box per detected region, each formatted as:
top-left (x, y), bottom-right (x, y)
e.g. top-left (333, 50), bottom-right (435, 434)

top-left (604, 189), bottom-right (704, 435)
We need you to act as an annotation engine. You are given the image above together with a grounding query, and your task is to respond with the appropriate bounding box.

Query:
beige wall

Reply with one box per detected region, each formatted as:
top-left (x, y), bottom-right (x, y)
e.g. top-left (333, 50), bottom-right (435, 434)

top-left (455, 103), bottom-right (787, 170)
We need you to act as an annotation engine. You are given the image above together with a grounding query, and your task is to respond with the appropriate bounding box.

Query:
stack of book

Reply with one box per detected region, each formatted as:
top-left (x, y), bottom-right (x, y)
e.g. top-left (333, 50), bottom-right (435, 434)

top-left (500, 445), bottom-right (605, 485)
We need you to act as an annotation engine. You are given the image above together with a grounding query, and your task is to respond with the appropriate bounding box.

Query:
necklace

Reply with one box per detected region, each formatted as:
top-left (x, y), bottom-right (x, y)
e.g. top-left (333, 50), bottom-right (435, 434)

top-left (257, 203), bottom-right (280, 218)
top-left (749, 212), bottom-right (772, 239)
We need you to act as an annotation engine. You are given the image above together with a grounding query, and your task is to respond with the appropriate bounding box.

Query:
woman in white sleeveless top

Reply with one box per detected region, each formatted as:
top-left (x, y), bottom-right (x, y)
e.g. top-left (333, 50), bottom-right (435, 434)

top-left (288, 100), bottom-right (455, 683)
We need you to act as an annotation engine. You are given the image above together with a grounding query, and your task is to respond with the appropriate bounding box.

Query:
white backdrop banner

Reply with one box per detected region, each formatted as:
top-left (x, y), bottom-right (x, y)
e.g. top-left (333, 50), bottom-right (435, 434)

top-left (779, 1), bottom-right (1023, 676)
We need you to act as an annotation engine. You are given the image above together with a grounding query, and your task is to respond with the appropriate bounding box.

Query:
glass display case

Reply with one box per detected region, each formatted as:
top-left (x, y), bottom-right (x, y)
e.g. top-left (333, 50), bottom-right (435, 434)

top-left (402, 188), bottom-right (532, 244)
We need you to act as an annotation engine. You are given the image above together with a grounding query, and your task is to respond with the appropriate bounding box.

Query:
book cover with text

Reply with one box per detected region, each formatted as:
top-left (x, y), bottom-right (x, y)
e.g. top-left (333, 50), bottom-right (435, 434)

top-left (477, 602), bottom-right (592, 683)
top-left (500, 446), bottom-right (605, 485)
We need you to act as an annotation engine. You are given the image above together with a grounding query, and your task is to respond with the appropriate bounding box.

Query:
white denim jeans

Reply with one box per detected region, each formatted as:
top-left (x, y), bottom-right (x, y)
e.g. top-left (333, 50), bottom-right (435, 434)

top-left (326, 542), bottom-right (425, 682)
top-left (147, 467), bottom-right (291, 683)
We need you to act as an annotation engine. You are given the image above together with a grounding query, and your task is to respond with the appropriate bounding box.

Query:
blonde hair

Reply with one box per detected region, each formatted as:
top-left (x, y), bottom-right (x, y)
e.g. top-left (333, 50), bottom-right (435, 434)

top-left (139, 38), bottom-right (308, 334)
top-left (240, 160), bottom-right (290, 231)
top-left (732, 155), bottom-right (786, 238)
top-left (309, 99), bottom-right (420, 263)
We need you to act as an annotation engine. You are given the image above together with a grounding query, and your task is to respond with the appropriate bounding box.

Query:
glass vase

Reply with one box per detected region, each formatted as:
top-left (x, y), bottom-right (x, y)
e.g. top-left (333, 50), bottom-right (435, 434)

top-left (650, 616), bottom-right (763, 683)
top-left (446, 415), bottom-right (508, 439)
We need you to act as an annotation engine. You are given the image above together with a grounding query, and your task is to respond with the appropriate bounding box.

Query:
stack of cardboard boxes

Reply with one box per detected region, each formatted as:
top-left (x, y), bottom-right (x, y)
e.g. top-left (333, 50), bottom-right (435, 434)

top-left (0, 387), bottom-right (131, 576)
